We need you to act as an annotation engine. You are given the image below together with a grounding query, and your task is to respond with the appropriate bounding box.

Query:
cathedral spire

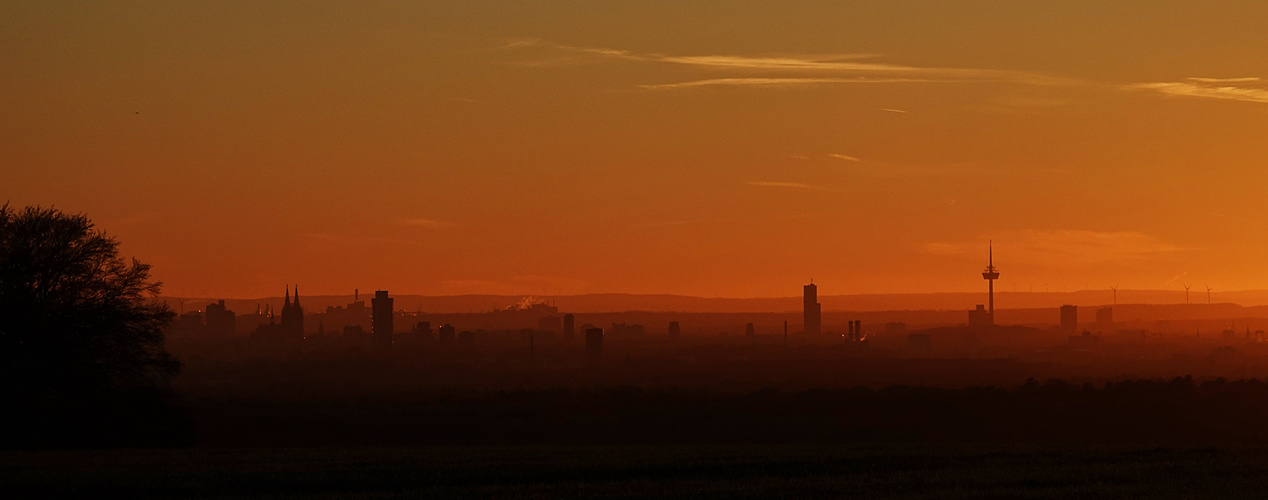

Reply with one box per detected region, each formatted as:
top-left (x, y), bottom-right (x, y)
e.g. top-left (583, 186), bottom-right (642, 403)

top-left (284, 285), bottom-right (291, 308)
top-left (293, 285), bottom-right (300, 306)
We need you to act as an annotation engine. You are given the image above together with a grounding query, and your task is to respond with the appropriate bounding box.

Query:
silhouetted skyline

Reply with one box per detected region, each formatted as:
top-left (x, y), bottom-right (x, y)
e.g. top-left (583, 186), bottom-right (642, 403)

top-left (13, 5), bottom-right (1268, 496)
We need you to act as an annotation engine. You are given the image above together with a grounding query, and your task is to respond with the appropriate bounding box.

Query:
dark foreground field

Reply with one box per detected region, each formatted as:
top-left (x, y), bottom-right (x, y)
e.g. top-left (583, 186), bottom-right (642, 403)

top-left (4, 445), bottom-right (1268, 499)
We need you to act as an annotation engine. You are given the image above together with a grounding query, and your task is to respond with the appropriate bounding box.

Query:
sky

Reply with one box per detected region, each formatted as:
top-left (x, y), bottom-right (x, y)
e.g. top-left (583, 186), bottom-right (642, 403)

top-left (4, 1), bottom-right (1268, 298)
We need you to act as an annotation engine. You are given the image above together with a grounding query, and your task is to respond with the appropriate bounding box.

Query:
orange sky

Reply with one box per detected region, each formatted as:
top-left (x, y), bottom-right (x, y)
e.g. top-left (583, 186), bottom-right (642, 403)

top-left (4, 1), bottom-right (1268, 298)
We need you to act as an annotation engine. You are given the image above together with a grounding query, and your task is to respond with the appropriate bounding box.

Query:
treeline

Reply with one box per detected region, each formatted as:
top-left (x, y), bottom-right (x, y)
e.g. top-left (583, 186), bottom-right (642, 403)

top-left (194, 377), bottom-right (1268, 446)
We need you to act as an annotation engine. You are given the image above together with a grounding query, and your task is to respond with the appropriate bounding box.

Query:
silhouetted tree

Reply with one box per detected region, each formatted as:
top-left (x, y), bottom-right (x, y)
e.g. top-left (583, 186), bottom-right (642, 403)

top-left (0, 204), bottom-right (187, 448)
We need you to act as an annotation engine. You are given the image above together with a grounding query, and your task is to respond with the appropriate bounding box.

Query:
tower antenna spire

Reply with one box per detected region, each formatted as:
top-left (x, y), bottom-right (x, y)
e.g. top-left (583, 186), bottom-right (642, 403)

top-left (982, 240), bottom-right (1000, 323)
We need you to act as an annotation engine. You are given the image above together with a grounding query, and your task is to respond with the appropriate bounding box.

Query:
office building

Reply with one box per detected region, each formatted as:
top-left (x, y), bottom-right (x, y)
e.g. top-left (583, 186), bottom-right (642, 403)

top-left (1060, 304), bottom-right (1078, 335)
top-left (372, 290), bottom-right (394, 347)
top-left (804, 283), bottom-right (821, 335)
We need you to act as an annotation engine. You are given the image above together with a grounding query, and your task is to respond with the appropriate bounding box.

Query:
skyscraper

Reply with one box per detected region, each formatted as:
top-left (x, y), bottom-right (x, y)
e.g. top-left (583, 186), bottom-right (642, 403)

top-left (563, 313), bottom-right (575, 341)
top-left (1060, 305), bottom-right (1078, 335)
top-left (1095, 307), bottom-right (1113, 328)
top-left (804, 283), bottom-right (821, 335)
top-left (372, 290), bottom-right (394, 348)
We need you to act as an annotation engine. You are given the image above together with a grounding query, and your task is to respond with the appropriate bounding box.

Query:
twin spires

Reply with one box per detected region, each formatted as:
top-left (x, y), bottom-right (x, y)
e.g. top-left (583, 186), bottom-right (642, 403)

top-left (283, 285), bottom-right (301, 307)
top-left (279, 284), bottom-right (304, 338)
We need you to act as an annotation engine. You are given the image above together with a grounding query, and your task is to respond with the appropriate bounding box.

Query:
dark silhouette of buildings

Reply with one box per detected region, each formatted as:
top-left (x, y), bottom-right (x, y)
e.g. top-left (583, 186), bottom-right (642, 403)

top-left (252, 287), bottom-right (303, 342)
top-left (204, 300), bottom-right (236, 337)
top-left (585, 327), bottom-right (604, 358)
top-left (372, 290), bottom-right (394, 347)
top-left (610, 322), bottom-right (645, 337)
top-left (538, 315), bottom-right (562, 333)
top-left (281, 285), bottom-right (304, 339)
top-left (804, 283), bottom-right (821, 335)
top-left (323, 290), bottom-right (371, 333)
top-left (1096, 307), bottom-right (1113, 328)
top-left (438, 324), bottom-right (456, 346)
top-left (411, 321), bottom-right (432, 343)
top-left (563, 314), bottom-right (575, 341)
top-left (174, 310), bottom-right (203, 336)
top-left (847, 320), bottom-right (863, 342)
top-left (907, 333), bottom-right (932, 353)
top-left (342, 324), bottom-right (365, 338)
top-left (668, 321), bottom-right (681, 337)
top-left (1060, 305), bottom-right (1078, 335)
top-left (1070, 329), bottom-right (1101, 349)
top-left (745, 322), bottom-right (756, 337)
top-left (969, 304), bottom-right (991, 329)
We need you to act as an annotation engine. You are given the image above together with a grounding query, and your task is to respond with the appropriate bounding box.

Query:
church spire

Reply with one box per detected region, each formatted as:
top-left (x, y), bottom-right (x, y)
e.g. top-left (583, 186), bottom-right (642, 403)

top-left (293, 285), bottom-right (300, 306)
top-left (284, 285), bottom-right (291, 308)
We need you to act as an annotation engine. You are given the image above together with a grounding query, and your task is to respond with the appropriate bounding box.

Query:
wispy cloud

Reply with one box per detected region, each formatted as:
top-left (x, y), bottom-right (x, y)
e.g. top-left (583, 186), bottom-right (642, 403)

top-left (505, 38), bottom-right (1075, 89)
top-left (975, 94), bottom-right (1074, 114)
top-left (1126, 79), bottom-right (1268, 104)
top-left (880, 108), bottom-right (908, 113)
top-left (639, 77), bottom-right (939, 90)
top-left (923, 229), bottom-right (1187, 266)
top-left (1187, 77), bottom-right (1261, 83)
top-left (400, 218), bottom-right (454, 229)
top-left (656, 54), bottom-right (887, 71)
top-left (828, 153), bottom-right (861, 162)
top-left (507, 39), bottom-right (879, 69)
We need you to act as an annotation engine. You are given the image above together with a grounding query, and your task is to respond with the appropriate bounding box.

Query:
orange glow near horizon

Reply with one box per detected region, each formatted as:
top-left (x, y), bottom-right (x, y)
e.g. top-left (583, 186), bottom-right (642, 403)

top-left (5, 2), bottom-right (1268, 298)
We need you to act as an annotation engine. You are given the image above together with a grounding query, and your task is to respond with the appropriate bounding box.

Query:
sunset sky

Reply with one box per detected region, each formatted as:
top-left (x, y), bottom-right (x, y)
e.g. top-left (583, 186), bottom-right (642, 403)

top-left (5, 1), bottom-right (1268, 298)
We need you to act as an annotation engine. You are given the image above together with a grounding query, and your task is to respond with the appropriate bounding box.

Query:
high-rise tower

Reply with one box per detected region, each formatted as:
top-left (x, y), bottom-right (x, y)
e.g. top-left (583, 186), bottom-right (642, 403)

top-left (804, 283), bottom-right (821, 335)
top-left (372, 290), bottom-right (394, 348)
top-left (982, 242), bottom-right (1000, 324)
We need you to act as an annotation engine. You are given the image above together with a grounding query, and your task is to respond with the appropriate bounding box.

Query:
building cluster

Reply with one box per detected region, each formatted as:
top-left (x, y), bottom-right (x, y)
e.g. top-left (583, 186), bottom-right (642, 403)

top-left (172, 243), bottom-right (1231, 360)
top-left (253, 286), bottom-right (305, 341)
top-left (170, 299), bottom-right (237, 337)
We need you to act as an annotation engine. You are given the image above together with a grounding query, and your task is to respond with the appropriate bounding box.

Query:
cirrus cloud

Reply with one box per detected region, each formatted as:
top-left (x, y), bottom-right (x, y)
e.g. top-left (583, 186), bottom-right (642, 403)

top-left (1126, 79), bottom-right (1268, 104)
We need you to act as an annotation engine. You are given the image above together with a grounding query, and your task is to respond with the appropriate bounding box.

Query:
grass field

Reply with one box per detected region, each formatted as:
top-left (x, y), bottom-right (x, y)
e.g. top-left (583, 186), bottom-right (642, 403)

top-left (4, 444), bottom-right (1268, 498)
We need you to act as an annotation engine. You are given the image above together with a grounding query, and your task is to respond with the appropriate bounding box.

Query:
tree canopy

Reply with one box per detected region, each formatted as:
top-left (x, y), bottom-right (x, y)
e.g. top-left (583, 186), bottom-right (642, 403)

top-left (0, 204), bottom-right (186, 447)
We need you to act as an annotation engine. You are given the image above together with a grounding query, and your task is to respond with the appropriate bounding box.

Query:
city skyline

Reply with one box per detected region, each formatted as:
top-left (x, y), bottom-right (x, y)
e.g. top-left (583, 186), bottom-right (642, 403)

top-left (13, 3), bottom-right (1268, 491)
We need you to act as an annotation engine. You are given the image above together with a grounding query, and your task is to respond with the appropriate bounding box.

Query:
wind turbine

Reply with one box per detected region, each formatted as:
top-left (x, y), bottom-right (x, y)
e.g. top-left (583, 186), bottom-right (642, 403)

top-left (1110, 285), bottom-right (1118, 306)
top-left (1183, 284), bottom-right (1191, 305)
top-left (1206, 285), bottom-right (1213, 304)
